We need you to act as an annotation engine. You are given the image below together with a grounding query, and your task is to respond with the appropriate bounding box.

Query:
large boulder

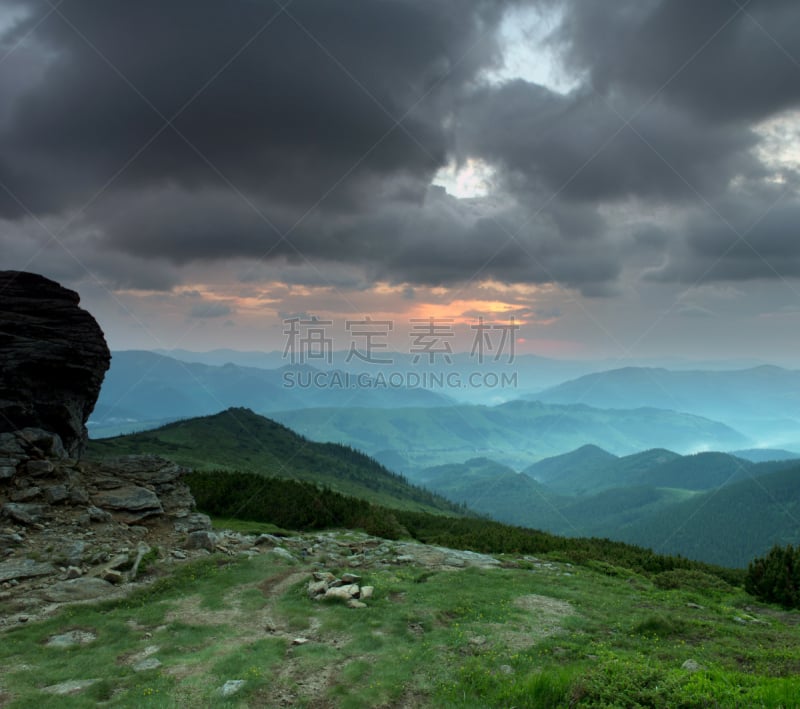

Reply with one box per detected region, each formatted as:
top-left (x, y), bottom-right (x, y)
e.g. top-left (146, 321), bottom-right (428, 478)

top-left (0, 271), bottom-right (110, 457)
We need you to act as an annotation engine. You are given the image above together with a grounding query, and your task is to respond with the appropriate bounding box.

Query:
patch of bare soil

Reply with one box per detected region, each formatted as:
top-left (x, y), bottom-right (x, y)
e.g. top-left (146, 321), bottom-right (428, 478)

top-left (259, 569), bottom-right (310, 600)
top-left (268, 657), bottom-right (339, 708)
top-left (484, 593), bottom-right (574, 652)
top-left (160, 566), bottom-right (354, 709)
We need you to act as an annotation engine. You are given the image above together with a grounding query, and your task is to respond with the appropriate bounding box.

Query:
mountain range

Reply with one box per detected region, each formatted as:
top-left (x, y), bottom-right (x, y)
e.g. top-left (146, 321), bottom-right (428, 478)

top-left (536, 365), bottom-right (800, 448)
top-left (415, 447), bottom-right (800, 567)
top-left (88, 407), bottom-right (800, 567)
top-left (271, 400), bottom-right (748, 473)
top-left (91, 350), bottom-right (452, 436)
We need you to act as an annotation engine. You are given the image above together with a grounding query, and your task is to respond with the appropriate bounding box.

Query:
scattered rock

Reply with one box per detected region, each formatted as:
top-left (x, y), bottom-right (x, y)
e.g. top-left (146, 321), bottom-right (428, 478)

top-left (187, 530), bottom-right (217, 552)
top-left (324, 583), bottom-right (360, 601)
top-left (132, 644), bottom-right (160, 660)
top-left (15, 428), bottom-right (66, 460)
top-left (133, 657), bottom-right (162, 672)
top-left (25, 460), bottom-right (54, 477)
top-left (0, 558), bottom-right (56, 583)
top-left (86, 506), bottom-right (112, 522)
top-left (92, 485), bottom-right (163, 516)
top-left (173, 513), bottom-right (212, 533)
top-left (0, 464), bottom-right (16, 480)
top-left (341, 573), bottom-right (361, 584)
top-left (2, 502), bottom-right (44, 525)
top-left (291, 637), bottom-right (310, 646)
top-left (44, 485), bottom-right (69, 504)
top-left (307, 580), bottom-right (328, 598)
top-left (59, 540), bottom-right (86, 566)
top-left (254, 533), bottom-right (283, 546)
top-left (312, 571), bottom-right (336, 583)
top-left (43, 577), bottom-right (115, 602)
top-left (105, 553), bottom-right (130, 570)
top-left (69, 486), bottom-right (90, 505)
top-left (269, 547), bottom-right (295, 561)
top-left (219, 680), bottom-right (246, 697)
top-left (0, 532), bottom-right (23, 550)
top-left (686, 602), bottom-right (704, 610)
top-left (360, 585), bottom-right (374, 599)
top-left (9, 487), bottom-right (41, 503)
top-left (347, 599), bottom-right (367, 609)
top-left (444, 556), bottom-right (466, 567)
top-left (101, 569), bottom-right (124, 585)
top-left (41, 679), bottom-right (99, 695)
top-left (46, 630), bottom-right (97, 648)
top-left (681, 659), bottom-right (704, 673)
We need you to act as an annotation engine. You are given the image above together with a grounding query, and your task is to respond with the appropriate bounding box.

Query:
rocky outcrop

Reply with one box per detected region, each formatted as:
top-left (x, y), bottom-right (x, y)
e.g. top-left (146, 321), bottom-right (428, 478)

top-left (0, 271), bottom-right (111, 457)
top-left (0, 426), bottom-right (215, 622)
top-left (0, 429), bottom-right (198, 526)
top-left (0, 273), bottom-right (219, 624)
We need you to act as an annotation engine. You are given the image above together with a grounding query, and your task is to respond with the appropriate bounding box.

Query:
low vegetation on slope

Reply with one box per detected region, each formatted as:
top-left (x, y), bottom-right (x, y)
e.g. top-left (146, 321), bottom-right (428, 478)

top-left (188, 469), bottom-right (741, 585)
top-left (1, 524), bottom-right (799, 707)
top-left (746, 543), bottom-right (800, 609)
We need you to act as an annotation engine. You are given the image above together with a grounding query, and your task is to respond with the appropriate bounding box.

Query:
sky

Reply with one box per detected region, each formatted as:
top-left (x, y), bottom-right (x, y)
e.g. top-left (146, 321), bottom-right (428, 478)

top-left (2, 0), bottom-right (800, 363)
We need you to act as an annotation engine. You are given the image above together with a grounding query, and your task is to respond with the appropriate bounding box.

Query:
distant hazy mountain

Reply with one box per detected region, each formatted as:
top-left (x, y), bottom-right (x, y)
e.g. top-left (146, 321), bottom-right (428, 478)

top-left (535, 365), bottom-right (800, 447)
top-left (272, 399), bottom-right (749, 474)
top-left (523, 444), bottom-right (619, 484)
top-left (91, 350), bottom-right (453, 436)
top-left (154, 349), bottom-right (775, 404)
top-left (731, 448), bottom-right (800, 463)
top-left (525, 448), bottom-right (772, 496)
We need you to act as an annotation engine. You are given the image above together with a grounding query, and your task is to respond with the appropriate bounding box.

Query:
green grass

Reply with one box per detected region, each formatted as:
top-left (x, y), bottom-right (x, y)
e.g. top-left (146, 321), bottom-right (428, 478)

top-left (208, 516), bottom-right (289, 536)
top-left (2, 536), bottom-right (800, 707)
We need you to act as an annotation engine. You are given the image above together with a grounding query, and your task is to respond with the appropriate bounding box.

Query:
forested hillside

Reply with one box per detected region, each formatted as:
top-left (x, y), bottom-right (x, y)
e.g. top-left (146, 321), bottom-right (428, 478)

top-left (88, 408), bottom-right (462, 514)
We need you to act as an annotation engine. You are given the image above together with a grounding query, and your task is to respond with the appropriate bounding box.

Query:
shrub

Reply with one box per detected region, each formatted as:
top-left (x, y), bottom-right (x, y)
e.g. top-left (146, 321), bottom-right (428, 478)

top-left (653, 568), bottom-right (733, 593)
top-left (745, 544), bottom-right (800, 608)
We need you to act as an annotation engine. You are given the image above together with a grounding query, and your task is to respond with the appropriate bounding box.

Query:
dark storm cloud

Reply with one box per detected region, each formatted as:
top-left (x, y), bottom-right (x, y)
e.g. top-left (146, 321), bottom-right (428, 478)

top-left (458, 80), bottom-right (759, 202)
top-left (646, 194), bottom-right (800, 283)
top-left (2, 0), bottom-right (800, 296)
top-left (366, 189), bottom-right (623, 292)
top-left (554, 0), bottom-right (800, 122)
top-left (0, 0), bottom-right (507, 217)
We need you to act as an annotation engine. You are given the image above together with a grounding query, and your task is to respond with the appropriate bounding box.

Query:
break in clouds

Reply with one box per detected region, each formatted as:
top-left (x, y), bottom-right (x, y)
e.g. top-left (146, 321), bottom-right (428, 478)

top-left (1, 0), bottom-right (800, 297)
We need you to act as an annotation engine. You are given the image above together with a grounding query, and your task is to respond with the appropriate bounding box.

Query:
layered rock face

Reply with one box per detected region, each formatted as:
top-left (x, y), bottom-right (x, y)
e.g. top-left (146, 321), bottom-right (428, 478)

top-left (0, 272), bottom-right (213, 622)
top-left (0, 271), bottom-right (111, 457)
